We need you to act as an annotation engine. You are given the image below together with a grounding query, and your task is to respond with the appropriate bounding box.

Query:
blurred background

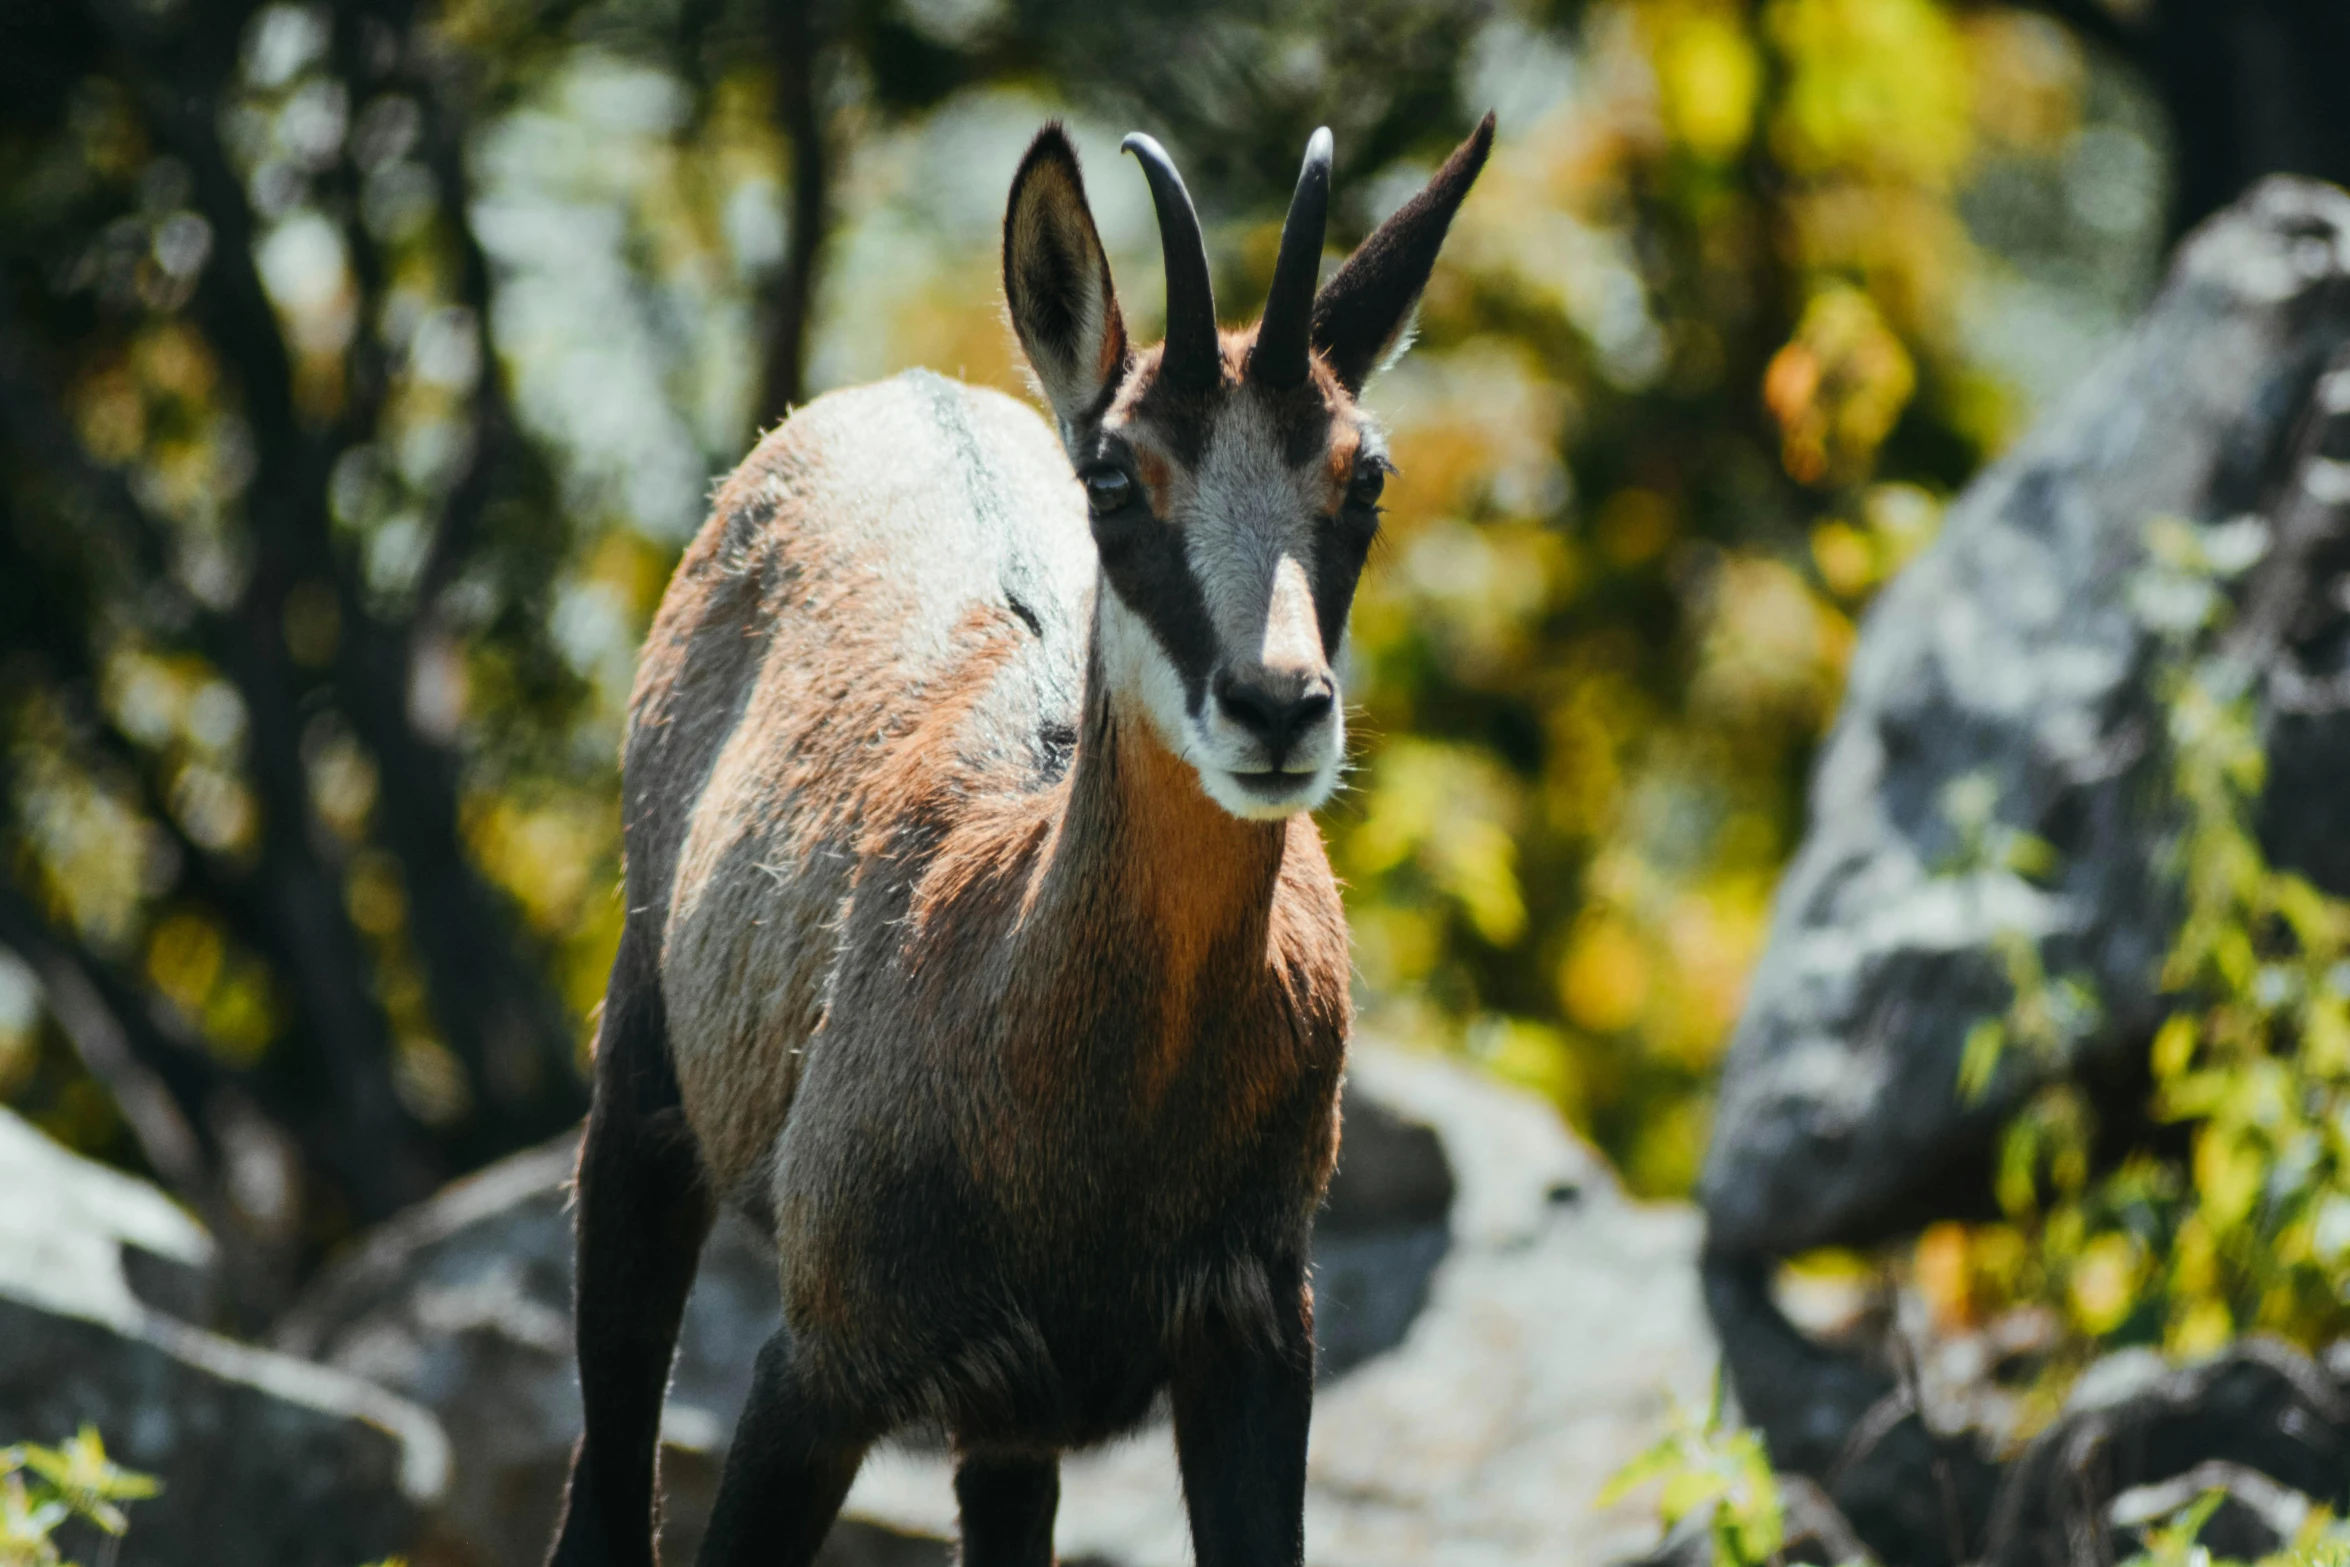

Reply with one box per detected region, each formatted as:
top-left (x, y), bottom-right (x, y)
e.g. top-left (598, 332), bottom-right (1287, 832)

top-left (1, 0), bottom-right (2343, 1325)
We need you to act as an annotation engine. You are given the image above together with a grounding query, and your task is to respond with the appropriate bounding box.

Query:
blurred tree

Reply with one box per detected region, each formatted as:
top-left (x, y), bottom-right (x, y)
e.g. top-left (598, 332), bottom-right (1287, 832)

top-left (1540, 0), bottom-right (2350, 239)
top-left (0, 0), bottom-right (604, 1309)
top-left (2004, 0), bottom-right (2350, 238)
top-left (0, 0), bottom-right (2329, 1320)
top-left (0, 0), bottom-right (1500, 1314)
top-left (1315, 0), bottom-right (2180, 1193)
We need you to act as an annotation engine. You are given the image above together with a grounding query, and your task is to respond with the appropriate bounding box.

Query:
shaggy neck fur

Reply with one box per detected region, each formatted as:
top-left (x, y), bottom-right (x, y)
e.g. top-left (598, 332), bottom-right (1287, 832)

top-left (908, 582), bottom-right (1333, 1152)
top-left (1057, 635), bottom-right (1289, 942)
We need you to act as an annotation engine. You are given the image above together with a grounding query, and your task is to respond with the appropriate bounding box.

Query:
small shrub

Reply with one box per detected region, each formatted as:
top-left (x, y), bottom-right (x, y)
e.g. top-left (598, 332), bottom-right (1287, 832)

top-left (0, 1427), bottom-right (155, 1567)
top-left (1933, 516), bottom-right (2350, 1402)
top-left (2120, 1486), bottom-right (2350, 1567)
top-left (1601, 1382), bottom-right (1789, 1567)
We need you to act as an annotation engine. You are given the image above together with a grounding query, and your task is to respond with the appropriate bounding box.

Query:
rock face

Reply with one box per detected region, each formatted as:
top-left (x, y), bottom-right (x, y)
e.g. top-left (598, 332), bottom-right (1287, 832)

top-left (1984, 1339), bottom-right (2350, 1567)
top-left (0, 1107), bottom-right (448, 1567)
top-left (1694, 177), bottom-right (2350, 1567)
top-left (1703, 177), bottom-right (2350, 1261)
top-left (270, 1131), bottom-right (786, 1567)
top-left (282, 1046), bottom-right (1717, 1567)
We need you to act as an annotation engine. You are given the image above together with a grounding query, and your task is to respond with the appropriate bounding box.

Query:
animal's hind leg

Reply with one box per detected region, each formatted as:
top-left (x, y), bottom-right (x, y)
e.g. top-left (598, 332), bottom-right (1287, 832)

top-left (694, 1330), bottom-right (869, 1567)
top-left (548, 918), bottom-right (714, 1567)
top-left (955, 1451), bottom-right (1060, 1567)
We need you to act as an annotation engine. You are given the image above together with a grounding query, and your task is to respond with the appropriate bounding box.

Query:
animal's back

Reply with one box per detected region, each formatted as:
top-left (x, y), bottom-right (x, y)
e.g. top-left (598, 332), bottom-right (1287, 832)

top-left (621, 370), bottom-right (1095, 1193)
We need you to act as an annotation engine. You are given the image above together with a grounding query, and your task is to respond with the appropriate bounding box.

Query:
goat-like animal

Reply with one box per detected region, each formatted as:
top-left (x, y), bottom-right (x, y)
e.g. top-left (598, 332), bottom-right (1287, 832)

top-left (547, 114), bottom-right (1493, 1567)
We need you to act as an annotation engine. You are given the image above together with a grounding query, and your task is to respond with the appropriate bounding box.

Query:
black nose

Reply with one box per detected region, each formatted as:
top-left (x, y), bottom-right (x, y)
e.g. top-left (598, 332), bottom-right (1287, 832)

top-left (1213, 667), bottom-right (1335, 760)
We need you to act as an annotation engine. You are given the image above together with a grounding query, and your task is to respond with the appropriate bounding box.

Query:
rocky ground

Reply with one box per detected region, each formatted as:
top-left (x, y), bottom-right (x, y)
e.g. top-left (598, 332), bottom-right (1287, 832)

top-left (0, 1101), bottom-right (446, 1567)
top-left (1, 1045), bottom-right (1716, 1566)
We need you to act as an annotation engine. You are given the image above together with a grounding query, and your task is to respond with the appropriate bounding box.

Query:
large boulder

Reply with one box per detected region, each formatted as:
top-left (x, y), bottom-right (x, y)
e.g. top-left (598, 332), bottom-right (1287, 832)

top-left (1703, 177), bottom-right (2350, 1261)
top-left (282, 1045), bottom-right (1717, 1566)
top-left (1983, 1338), bottom-right (2350, 1567)
top-left (0, 1106), bottom-right (449, 1567)
top-left (270, 1128), bottom-right (792, 1567)
top-left (1694, 176), bottom-right (2350, 1567)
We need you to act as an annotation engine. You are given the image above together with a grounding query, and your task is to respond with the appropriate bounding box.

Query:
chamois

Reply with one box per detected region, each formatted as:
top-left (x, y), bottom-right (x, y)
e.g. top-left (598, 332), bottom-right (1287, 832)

top-left (548, 113), bottom-right (1495, 1567)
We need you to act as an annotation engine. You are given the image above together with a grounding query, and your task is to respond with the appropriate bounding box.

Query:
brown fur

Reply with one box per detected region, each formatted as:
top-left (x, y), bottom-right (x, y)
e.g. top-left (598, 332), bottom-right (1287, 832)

top-left (618, 371), bottom-right (1349, 1439)
top-left (552, 117), bottom-right (1491, 1567)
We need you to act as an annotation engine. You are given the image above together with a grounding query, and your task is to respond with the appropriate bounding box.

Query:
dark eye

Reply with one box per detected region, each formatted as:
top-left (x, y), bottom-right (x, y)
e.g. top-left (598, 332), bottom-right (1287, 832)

top-left (1083, 467), bottom-right (1135, 516)
top-left (1347, 462), bottom-right (1386, 509)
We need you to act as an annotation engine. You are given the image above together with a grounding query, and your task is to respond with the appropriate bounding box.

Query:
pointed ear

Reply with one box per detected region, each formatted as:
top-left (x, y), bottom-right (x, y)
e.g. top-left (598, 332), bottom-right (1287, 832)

top-left (1004, 124), bottom-right (1129, 434)
top-left (1311, 113), bottom-right (1494, 394)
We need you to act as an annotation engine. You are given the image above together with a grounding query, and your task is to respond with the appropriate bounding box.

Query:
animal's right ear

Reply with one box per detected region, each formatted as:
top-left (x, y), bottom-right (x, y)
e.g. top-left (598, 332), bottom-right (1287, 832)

top-left (1310, 113), bottom-right (1494, 394)
top-left (1004, 124), bottom-right (1129, 435)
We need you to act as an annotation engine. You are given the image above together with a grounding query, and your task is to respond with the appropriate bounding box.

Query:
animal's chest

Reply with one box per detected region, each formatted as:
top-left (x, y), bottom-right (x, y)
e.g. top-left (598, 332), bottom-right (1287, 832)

top-left (778, 1049), bottom-right (1336, 1444)
top-left (792, 968), bottom-right (1342, 1266)
top-left (766, 805), bottom-right (1348, 1437)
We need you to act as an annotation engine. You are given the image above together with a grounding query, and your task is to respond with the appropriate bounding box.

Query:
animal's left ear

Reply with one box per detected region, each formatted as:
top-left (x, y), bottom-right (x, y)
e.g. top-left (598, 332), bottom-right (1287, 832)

top-left (1004, 123), bottom-right (1129, 436)
top-left (1311, 113), bottom-right (1495, 394)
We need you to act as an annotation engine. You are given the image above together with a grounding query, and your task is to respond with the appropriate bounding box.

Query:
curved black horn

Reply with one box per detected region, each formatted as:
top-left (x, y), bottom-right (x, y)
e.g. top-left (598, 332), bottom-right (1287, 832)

top-left (1122, 132), bottom-right (1219, 389)
top-left (1249, 127), bottom-right (1332, 389)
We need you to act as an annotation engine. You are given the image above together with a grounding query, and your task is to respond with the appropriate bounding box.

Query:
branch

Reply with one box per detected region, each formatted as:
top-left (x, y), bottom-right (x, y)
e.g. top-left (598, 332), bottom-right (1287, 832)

top-left (83, 0), bottom-right (445, 1221)
top-left (0, 302), bottom-right (205, 631)
top-left (0, 879), bottom-right (223, 1211)
top-left (758, 0), bottom-right (833, 424)
top-left (323, 26), bottom-right (590, 1145)
top-left (406, 45), bottom-right (519, 609)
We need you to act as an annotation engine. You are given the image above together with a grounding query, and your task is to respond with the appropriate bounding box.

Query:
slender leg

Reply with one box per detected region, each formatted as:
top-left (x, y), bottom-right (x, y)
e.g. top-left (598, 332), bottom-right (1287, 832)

top-left (1170, 1254), bottom-right (1316, 1567)
top-left (955, 1451), bottom-right (1060, 1567)
top-left (548, 921), bottom-right (715, 1567)
top-left (695, 1330), bottom-right (869, 1567)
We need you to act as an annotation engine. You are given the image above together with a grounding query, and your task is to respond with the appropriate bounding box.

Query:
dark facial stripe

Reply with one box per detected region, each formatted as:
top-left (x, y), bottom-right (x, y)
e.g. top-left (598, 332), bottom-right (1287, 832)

top-left (1091, 498), bottom-right (1221, 714)
top-left (1312, 515), bottom-right (1373, 659)
top-left (1276, 385), bottom-right (1339, 470)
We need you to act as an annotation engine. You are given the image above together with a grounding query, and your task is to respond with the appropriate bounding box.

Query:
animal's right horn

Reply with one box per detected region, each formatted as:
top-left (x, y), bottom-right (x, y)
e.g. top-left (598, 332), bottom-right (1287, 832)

top-left (1123, 133), bottom-right (1220, 390)
top-left (1248, 127), bottom-right (1332, 391)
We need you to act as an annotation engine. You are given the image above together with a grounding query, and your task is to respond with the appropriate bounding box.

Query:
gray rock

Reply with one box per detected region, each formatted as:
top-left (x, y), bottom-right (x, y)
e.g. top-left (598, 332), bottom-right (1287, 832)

top-left (1701, 1255), bottom-right (2006, 1567)
top-left (1983, 1338), bottom-right (2350, 1567)
top-left (271, 1130), bottom-right (785, 1567)
top-left (283, 1046), bottom-right (1718, 1566)
top-left (1702, 178), bottom-right (2350, 1260)
top-left (0, 1106), bottom-right (448, 1567)
top-left (843, 1048), bottom-right (1714, 1567)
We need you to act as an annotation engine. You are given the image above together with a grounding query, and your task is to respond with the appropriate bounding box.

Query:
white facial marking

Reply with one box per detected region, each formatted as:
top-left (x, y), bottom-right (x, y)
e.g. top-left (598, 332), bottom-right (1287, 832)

top-left (1098, 585), bottom-right (1196, 768)
top-left (1259, 555), bottom-right (1319, 671)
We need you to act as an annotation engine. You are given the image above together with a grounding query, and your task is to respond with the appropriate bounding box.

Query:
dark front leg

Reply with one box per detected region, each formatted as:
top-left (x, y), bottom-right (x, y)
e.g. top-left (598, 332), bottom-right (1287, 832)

top-left (1170, 1254), bottom-right (1315, 1567)
top-left (955, 1450), bottom-right (1060, 1567)
top-left (695, 1330), bottom-right (869, 1567)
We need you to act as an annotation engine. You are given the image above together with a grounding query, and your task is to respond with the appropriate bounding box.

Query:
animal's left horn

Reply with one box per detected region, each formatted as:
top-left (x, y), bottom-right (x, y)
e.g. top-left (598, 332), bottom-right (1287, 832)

top-left (1122, 132), bottom-right (1220, 390)
top-left (1249, 127), bottom-right (1332, 390)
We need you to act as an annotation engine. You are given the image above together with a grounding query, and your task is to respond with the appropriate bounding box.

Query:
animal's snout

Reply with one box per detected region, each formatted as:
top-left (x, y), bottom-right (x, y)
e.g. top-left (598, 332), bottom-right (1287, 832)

top-left (1213, 665), bottom-right (1336, 763)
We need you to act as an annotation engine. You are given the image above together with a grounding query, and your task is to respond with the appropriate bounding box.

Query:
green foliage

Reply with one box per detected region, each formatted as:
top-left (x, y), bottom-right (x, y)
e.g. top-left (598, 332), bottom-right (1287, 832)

top-left (1313, 0), bottom-right (2166, 1196)
top-left (2118, 1487), bottom-right (2350, 1567)
top-left (1934, 511), bottom-right (2350, 1405)
top-left (0, 1427), bottom-right (155, 1567)
top-left (0, 1425), bottom-right (400, 1567)
top-left (1601, 1382), bottom-right (1787, 1567)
